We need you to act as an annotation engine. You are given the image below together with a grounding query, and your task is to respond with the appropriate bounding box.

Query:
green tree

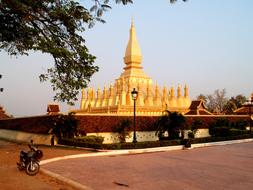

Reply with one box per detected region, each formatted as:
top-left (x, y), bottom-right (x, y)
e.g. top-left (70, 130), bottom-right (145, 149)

top-left (113, 119), bottom-right (132, 143)
top-left (223, 94), bottom-right (247, 114)
top-left (209, 117), bottom-right (230, 137)
top-left (170, 0), bottom-right (188, 3)
top-left (52, 112), bottom-right (78, 141)
top-left (197, 94), bottom-right (207, 104)
top-left (1, 0), bottom-right (186, 104)
top-left (207, 89), bottom-right (228, 114)
top-left (223, 100), bottom-right (237, 114)
top-left (1, 0), bottom-right (100, 105)
top-left (188, 118), bottom-right (203, 138)
top-left (198, 89), bottom-right (228, 114)
top-left (155, 111), bottom-right (186, 140)
top-left (231, 95), bottom-right (247, 108)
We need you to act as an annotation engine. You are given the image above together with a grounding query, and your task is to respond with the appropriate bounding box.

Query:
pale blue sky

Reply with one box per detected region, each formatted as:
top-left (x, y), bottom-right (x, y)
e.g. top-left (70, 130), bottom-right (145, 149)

top-left (1, 0), bottom-right (253, 117)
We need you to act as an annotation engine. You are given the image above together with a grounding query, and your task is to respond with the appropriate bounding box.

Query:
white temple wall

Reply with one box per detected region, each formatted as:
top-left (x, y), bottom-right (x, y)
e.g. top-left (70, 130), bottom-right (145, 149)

top-left (183, 129), bottom-right (211, 139)
top-left (195, 129), bottom-right (211, 138)
top-left (87, 129), bottom-right (210, 144)
top-left (87, 131), bottom-right (158, 144)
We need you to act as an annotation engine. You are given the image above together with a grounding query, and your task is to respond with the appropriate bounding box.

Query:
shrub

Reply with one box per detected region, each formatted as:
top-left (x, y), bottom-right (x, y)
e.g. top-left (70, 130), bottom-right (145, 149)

top-left (209, 117), bottom-right (249, 137)
top-left (234, 120), bottom-right (248, 130)
top-left (75, 135), bottom-right (104, 144)
top-left (215, 118), bottom-right (230, 127)
top-left (59, 135), bottom-right (104, 149)
top-left (229, 129), bottom-right (249, 136)
top-left (102, 140), bottom-right (182, 150)
top-left (192, 133), bottom-right (253, 144)
top-left (209, 126), bottom-right (230, 137)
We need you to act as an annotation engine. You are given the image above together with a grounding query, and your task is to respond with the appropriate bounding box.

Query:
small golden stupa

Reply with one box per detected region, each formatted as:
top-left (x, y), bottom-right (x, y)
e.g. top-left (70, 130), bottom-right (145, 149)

top-left (74, 20), bottom-right (191, 116)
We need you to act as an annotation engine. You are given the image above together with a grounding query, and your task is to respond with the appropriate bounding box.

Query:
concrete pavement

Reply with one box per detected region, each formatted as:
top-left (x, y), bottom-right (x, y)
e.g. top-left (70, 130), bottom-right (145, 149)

top-left (41, 139), bottom-right (253, 190)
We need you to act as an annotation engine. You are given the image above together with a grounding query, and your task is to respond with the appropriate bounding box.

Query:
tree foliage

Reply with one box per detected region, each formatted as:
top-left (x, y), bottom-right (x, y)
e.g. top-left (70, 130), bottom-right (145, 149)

top-left (223, 94), bottom-right (247, 114)
top-left (197, 90), bottom-right (247, 114)
top-left (155, 111), bottom-right (186, 140)
top-left (0, 0), bottom-right (187, 105)
top-left (52, 112), bottom-right (78, 140)
top-left (1, 0), bottom-right (100, 104)
top-left (170, 0), bottom-right (188, 3)
top-left (113, 119), bottom-right (132, 143)
top-left (197, 89), bottom-right (227, 114)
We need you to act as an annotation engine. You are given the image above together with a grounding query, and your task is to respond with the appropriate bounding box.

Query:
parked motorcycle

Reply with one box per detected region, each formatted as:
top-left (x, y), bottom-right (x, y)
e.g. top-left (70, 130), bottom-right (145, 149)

top-left (17, 140), bottom-right (43, 176)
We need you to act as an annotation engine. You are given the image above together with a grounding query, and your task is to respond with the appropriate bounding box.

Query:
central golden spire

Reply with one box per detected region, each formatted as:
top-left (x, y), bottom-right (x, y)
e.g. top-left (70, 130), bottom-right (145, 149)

top-left (124, 19), bottom-right (142, 66)
top-left (76, 19), bottom-right (191, 117)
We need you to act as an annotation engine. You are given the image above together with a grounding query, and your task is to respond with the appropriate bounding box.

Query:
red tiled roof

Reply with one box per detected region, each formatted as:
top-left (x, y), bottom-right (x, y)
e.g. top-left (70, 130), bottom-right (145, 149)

top-left (185, 100), bottom-right (212, 115)
top-left (234, 106), bottom-right (250, 115)
top-left (47, 104), bottom-right (60, 115)
top-left (0, 106), bottom-right (10, 119)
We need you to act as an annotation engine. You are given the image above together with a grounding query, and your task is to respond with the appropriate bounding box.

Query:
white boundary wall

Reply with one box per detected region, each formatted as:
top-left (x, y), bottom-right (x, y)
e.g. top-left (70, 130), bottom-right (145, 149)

top-left (0, 129), bottom-right (53, 145)
top-left (87, 129), bottom-right (210, 144)
top-left (0, 129), bottom-right (210, 145)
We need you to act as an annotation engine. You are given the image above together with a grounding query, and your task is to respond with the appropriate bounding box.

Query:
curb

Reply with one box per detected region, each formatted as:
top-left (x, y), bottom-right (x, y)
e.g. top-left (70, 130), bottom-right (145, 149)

top-left (192, 138), bottom-right (253, 148)
top-left (41, 138), bottom-right (253, 166)
top-left (40, 145), bottom-right (184, 165)
top-left (40, 168), bottom-right (94, 190)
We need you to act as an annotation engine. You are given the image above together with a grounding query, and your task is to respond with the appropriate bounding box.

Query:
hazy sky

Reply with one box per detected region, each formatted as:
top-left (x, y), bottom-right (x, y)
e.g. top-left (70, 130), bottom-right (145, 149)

top-left (1, 0), bottom-right (253, 117)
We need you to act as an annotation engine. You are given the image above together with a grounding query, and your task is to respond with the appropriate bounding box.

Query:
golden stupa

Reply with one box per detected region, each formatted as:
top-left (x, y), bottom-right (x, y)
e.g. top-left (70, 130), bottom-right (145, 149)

top-left (74, 20), bottom-right (191, 116)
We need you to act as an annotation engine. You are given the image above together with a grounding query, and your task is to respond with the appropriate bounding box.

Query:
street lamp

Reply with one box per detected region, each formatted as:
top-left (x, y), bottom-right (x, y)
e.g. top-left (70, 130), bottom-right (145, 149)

top-left (131, 88), bottom-right (138, 143)
top-left (244, 93), bottom-right (253, 133)
top-left (0, 74), bottom-right (3, 92)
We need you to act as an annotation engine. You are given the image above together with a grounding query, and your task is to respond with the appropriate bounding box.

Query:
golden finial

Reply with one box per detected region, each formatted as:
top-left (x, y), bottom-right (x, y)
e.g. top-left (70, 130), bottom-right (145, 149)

top-left (91, 88), bottom-right (95, 99)
top-left (162, 86), bottom-right (167, 98)
top-left (97, 86), bottom-right (101, 96)
top-left (184, 84), bottom-right (188, 97)
top-left (177, 84), bottom-right (181, 98)
top-left (109, 83), bottom-right (113, 96)
top-left (171, 86), bottom-right (174, 97)
top-left (131, 16), bottom-right (134, 27)
top-left (103, 85), bottom-right (107, 93)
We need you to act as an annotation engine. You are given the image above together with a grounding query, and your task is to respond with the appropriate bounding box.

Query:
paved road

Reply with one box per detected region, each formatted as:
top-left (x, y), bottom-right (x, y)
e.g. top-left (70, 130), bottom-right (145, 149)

top-left (43, 142), bottom-right (253, 190)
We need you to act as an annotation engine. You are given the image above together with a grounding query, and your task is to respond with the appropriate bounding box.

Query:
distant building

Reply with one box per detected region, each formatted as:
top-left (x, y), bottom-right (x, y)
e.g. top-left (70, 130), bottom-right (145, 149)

top-left (185, 100), bottom-right (212, 115)
top-left (47, 104), bottom-right (60, 115)
top-left (234, 93), bottom-right (253, 115)
top-left (0, 106), bottom-right (11, 119)
top-left (73, 20), bottom-right (191, 116)
top-left (233, 106), bottom-right (250, 115)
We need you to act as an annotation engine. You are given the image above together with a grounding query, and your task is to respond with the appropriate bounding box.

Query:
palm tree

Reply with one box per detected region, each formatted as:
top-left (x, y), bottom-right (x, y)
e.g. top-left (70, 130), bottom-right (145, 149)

top-left (155, 111), bottom-right (186, 140)
top-left (114, 119), bottom-right (132, 143)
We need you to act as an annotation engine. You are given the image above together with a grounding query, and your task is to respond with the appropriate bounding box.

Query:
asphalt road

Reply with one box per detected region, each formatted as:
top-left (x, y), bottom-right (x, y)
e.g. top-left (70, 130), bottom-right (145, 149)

top-left (43, 142), bottom-right (253, 190)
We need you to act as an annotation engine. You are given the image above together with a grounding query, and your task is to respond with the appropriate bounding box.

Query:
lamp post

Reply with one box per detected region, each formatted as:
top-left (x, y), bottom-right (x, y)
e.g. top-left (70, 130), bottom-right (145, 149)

top-left (131, 88), bottom-right (138, 143)
top-left (0, 74), bottom-right (3, 92)
top-left (244, 93), bottom-right (253, 133)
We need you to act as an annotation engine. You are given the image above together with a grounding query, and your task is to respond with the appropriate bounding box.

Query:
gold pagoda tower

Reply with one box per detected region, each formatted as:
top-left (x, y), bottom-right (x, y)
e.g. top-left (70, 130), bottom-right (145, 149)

top-left (74, 20), bottom-right (191, 116)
